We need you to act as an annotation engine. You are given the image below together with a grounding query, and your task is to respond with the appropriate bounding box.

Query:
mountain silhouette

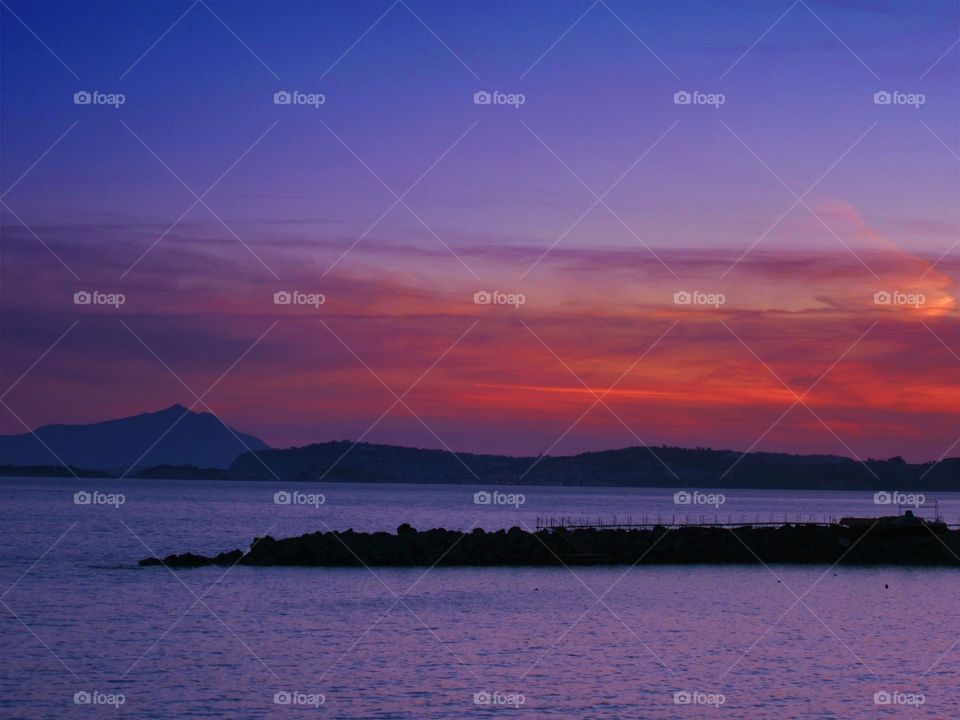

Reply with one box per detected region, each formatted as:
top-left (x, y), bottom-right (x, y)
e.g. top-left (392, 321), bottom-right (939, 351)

top-left (0, 405), bottom-right (268, 472)
top-left (227, 442), bottom-right (959, 491)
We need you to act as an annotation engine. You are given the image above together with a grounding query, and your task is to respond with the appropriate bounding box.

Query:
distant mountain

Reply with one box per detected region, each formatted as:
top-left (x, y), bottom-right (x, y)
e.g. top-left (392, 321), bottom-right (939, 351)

top-left (228, 442), bottom-right (960, 491)
top-left (0, 405), bottom-right (268, 472)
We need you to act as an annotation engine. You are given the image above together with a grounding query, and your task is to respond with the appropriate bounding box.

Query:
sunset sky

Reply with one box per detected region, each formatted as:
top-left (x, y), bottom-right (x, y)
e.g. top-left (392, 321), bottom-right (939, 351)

top-left (1, 0), bottom-right (958, 462)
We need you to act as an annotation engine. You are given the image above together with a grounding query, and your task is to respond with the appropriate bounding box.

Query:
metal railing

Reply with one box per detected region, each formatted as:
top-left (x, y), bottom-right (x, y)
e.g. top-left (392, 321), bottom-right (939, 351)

top-left (535, 513), bottom-right (841, 531)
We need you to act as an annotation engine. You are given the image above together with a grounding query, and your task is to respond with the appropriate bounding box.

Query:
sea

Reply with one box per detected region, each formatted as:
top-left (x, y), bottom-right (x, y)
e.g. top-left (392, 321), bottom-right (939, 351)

top-left (0, 477), bottom-right (957, 718)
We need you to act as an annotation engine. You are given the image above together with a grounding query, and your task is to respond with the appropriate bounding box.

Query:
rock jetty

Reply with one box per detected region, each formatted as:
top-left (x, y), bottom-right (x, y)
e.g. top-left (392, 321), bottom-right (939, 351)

top-left (140, 518), bottom-right (960, 568)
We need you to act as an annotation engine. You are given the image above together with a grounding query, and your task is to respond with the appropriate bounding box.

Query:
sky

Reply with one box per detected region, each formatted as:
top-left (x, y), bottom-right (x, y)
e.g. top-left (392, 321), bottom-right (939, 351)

top-left (1, 0), bottom-right (958, 462)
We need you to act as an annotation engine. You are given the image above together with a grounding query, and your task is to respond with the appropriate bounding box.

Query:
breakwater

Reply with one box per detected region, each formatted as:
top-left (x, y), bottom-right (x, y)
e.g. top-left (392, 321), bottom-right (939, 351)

top-left (140, 519), bottom-right (960, 568)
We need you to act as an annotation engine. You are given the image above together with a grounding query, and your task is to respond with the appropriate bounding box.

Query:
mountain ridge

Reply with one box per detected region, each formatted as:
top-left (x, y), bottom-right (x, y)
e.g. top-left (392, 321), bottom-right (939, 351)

top-left (0, 405), bottom-right (268, 471)
top-left (227, 441), bottom-right (958, 491)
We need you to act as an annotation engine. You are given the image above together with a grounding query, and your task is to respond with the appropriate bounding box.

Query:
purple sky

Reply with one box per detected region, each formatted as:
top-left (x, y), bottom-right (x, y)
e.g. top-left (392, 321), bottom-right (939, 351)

top-left (1, 0), bottom-right (958, 461)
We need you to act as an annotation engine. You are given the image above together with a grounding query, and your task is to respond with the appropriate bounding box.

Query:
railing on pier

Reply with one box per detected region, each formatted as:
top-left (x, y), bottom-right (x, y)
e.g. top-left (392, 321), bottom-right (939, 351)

top-left (901, 500), bottom-right (941, 522)
top-left (535, 511), bottom-right (960, 531)
top-left (535, 513), bottom-right (841, 531)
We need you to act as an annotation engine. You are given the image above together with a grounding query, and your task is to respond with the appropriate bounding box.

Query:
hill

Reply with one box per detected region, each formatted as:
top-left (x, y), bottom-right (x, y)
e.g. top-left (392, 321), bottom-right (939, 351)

top-left (0, 405), bottom-right (268, 472)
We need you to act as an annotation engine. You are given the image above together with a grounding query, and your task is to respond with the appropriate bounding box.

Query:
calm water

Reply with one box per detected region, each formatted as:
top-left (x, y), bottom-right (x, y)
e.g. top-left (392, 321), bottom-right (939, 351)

top-left (1, 478), bottom-right (958, 718)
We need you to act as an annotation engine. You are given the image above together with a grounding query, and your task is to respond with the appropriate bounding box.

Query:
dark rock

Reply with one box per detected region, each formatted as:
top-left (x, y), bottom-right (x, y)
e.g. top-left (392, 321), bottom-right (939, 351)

top-left (139, 522), bottom-right (960, 568)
